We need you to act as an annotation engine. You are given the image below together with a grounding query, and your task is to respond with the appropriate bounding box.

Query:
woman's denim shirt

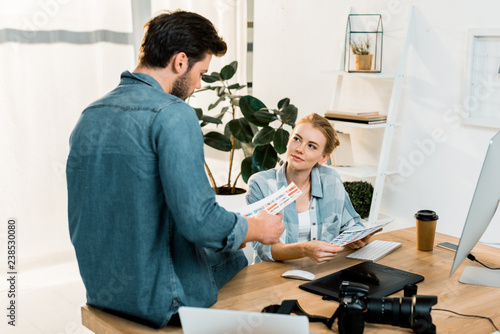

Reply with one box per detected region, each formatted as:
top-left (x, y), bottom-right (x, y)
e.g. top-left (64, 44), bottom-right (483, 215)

top-left (246, 163), bottom-right (363, 264)
top-left (67, 71), bottom-right (247, 328)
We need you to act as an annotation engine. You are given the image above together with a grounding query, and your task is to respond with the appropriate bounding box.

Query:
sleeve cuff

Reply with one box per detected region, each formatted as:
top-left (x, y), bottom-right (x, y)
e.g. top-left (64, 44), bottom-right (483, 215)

top-left (222, 215), bottom-right (248, 252)
top-left (254, 242), bottom-right (275, 262)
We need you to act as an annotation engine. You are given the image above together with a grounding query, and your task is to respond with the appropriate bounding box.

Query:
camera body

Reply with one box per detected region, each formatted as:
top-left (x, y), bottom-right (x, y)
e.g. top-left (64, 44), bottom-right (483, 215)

top-left (335, 281), bottom-right (437, 334)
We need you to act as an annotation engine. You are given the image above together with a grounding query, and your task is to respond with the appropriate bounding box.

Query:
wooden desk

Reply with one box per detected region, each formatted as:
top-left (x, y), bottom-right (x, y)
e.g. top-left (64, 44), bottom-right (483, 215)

top-left (82, 228), bottom-right (500, 333)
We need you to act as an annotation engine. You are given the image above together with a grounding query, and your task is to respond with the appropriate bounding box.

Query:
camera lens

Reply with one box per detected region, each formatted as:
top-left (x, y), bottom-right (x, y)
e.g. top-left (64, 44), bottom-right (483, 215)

top-left (364, 295), bottom-right (437, 332)
top-left (364, 297), bottom-right (413, 328)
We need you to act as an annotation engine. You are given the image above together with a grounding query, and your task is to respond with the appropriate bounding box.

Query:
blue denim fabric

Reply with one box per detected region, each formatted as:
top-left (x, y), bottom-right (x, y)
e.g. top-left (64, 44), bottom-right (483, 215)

top-left (67, 71), bottom-right (248, 328)
top-left (246, 163), bottom-right (363, 264)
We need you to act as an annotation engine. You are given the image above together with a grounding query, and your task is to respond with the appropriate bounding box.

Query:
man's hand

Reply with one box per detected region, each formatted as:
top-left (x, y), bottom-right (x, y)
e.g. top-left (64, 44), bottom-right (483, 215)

top-left (243, 211), bottom-right (284, 246)
top-left (304, 240), bottom-right (344, 265)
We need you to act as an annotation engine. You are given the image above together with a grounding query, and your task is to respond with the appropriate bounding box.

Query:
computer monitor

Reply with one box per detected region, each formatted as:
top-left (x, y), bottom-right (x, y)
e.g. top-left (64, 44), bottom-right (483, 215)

top-left (450, 131), bottom-right (500, 287)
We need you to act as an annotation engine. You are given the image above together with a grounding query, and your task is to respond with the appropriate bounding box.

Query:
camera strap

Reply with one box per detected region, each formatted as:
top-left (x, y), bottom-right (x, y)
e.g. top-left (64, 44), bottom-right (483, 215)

top-left (262, 300), bottom-right (336, 329)
top-left (263, 300), bottom-right (368, 333)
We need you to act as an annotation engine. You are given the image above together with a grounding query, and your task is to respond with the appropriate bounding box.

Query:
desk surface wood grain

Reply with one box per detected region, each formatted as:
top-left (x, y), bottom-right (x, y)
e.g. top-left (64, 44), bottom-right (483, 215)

top-left (82, 227), bottom-right (500, 334)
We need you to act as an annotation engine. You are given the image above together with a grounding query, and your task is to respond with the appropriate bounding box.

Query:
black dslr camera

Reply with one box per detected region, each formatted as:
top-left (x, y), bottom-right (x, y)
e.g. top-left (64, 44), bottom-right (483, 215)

top-left (330, 281), bottom-right (437, 334)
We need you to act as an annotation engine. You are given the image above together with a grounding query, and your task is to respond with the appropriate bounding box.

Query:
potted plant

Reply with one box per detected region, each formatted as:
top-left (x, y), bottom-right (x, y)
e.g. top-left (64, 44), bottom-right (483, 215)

top-left (350, 36), bottom-right (373, 71)
top-left (192, 61), bottom-right (298, 196)
top-left (343, 181), bottom-right (373, 219)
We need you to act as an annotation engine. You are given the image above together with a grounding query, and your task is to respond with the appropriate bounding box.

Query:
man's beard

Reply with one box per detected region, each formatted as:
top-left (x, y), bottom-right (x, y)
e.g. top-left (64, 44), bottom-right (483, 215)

top-left (170, 70), bottom-right (191, 100)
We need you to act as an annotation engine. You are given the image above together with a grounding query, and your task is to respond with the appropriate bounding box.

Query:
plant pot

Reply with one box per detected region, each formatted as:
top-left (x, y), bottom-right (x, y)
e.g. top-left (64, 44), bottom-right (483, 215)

top-left (215, 187), bottom-right (247, 211)
top-left (215, 188), bottom-right (254, 263)
top-left (354, 54), bottom-right (373, 71)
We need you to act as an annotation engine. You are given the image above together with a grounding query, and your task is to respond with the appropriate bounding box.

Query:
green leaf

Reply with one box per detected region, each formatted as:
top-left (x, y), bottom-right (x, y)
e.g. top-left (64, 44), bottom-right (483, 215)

top-left (273, 128), bottom-right (289, 154)
top-left (239, 95), bottom-right (268, 127)
top-left (228, 118), bottom-right (254, 143)
top-left (208, 96), bottom-right (226, 110)
top-left (229, 61), bottom-right (238, 72)
top-left (201, 115), bottom-right (222, 125)
top-left (240, 142), bottom-right (255, 158)
top-left (248, 122), bottom-right (259, 134)
top-left (194, 108), bottom-right (203, 120)
top-left (252, 144), bottom-right (278, 171)
top-left (280, 104), bottom-right (298, 126)
top-left (203, 132), bottom-right (232, 152)
top-left (254, 110), bottom-right (277, 124)
top-left (224, 123), bottom-right (241, 149)
top-left (202, 74), bottom-right (220, 83)
top-left (216, 86), bottom-right (226, 97)
top-left (277, 97), bottom-right (290, 110)
top-left (220, 62), bottom-right (237, 80)
top-left (227, 83), bottom-right (246, 90)
top-left (241, 157), bottom-right (256, 183)
top-left (253, 126), bottom-right (275, 145)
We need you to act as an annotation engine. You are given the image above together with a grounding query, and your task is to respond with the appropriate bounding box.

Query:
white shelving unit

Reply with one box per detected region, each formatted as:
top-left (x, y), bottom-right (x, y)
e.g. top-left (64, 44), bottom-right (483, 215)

top-left (328, 8), bottom-right (414, 226)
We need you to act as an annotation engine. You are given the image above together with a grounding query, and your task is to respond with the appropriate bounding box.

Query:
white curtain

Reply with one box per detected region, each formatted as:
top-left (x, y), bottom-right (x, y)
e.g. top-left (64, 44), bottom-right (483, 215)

top-left (0, 1), bottom-right (135, 265)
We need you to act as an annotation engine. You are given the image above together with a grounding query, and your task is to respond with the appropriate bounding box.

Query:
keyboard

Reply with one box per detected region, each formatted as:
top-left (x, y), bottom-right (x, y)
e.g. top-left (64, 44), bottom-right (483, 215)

top-left (346, 240), bottom-right (402, 262)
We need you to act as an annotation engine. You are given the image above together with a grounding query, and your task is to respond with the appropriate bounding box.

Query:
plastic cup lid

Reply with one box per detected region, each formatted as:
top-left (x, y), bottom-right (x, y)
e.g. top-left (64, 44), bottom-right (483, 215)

top-left (414, 210), bottom-right (439, 221)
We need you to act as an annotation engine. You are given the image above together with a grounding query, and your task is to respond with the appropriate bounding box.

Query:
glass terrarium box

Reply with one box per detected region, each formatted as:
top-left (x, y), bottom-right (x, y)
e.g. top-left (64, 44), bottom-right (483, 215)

top-left (344, 14), bottom-right (383, 73)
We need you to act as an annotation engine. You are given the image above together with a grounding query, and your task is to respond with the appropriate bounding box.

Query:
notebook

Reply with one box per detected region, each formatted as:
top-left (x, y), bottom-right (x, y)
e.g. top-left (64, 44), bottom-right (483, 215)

top-left (179, 306), bottom-right (310, 334)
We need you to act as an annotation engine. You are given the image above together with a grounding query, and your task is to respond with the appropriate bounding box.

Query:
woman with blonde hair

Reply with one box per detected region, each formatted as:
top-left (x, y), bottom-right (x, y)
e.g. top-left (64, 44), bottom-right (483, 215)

top-left (246, 113), bottom-right (373, 264)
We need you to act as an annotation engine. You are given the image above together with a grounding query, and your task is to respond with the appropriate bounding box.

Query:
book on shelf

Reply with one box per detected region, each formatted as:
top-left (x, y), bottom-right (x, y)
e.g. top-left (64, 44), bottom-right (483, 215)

top-left (327, 117), bottom-right (387, 125)
top-left (327, 110), bottom-right (380, 116)
top-left (325, 110), bottom-right (387, 124)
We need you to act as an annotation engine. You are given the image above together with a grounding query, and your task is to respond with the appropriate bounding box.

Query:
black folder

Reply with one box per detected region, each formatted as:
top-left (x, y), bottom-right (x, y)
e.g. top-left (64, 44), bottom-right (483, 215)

top-left (299, 262), bottom-right (424, 301)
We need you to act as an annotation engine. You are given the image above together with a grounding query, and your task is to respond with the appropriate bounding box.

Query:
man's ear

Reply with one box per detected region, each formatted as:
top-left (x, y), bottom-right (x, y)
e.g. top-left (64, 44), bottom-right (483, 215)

top-left (318, 154), bottom-right (330, 166)
top-left (171, 52), bottom-right (188, 74)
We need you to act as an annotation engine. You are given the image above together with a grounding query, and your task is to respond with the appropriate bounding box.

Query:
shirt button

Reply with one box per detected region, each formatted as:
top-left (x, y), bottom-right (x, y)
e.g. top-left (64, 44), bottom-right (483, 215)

top-left (311, 206), bottom-right (315, 209)
top-left (312, 222), bottom-right (316, 226)
top-left (212, 281), bottom-right (215, 286)
top-left (313, 238), bottom-right (316, 240)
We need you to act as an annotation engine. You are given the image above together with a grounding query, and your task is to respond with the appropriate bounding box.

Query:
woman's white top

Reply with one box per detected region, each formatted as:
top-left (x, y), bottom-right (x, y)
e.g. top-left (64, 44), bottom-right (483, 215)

top-left (298, 210), bottom-right (311, 242)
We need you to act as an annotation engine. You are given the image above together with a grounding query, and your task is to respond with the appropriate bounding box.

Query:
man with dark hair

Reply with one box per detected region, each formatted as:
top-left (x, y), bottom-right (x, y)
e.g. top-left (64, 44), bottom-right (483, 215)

top-left (67, 10), bottom-right (284, 328)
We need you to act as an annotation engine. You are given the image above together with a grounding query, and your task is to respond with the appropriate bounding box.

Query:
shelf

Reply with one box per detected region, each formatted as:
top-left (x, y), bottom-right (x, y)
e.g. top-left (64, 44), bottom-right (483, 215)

top-left (326, 6), bottom-right (413, 228)
top-left (329, 120), bottom-right (401, 129)
top-left (332, 164), bottom-right (397, 178)
top-left (322, 70), bottom-right (397, 79)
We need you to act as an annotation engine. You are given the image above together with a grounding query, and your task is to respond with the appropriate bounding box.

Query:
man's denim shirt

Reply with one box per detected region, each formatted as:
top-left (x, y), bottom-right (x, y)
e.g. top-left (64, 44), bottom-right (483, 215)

top-left (67, 71), bottom-right (248, 327)
top-left (246, 163), bottom-right (363, 264)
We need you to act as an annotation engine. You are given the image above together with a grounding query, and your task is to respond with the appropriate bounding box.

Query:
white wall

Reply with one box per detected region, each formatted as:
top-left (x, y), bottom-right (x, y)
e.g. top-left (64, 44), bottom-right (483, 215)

top-left (253, 0), bottom-right (500, 242)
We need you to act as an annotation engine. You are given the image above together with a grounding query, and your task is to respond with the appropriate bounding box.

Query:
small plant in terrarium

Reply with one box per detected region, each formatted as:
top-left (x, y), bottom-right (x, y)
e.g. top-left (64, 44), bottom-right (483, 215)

top-left (350, 36), bottom-right (371, 55)
top-left (349, 36), bottom-right (373, 71)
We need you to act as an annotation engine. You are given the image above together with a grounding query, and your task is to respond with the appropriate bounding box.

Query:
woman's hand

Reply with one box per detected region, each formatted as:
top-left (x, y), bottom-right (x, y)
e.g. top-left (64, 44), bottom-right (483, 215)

top-left (304, 240), bottom-right (344, 265)
top-left (347, 229), bottom-right (382, 250)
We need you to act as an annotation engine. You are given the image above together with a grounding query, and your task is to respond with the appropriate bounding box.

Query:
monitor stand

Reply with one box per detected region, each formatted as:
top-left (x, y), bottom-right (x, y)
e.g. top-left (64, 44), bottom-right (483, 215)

top-left (459, 266), bottom-right (500, 287)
